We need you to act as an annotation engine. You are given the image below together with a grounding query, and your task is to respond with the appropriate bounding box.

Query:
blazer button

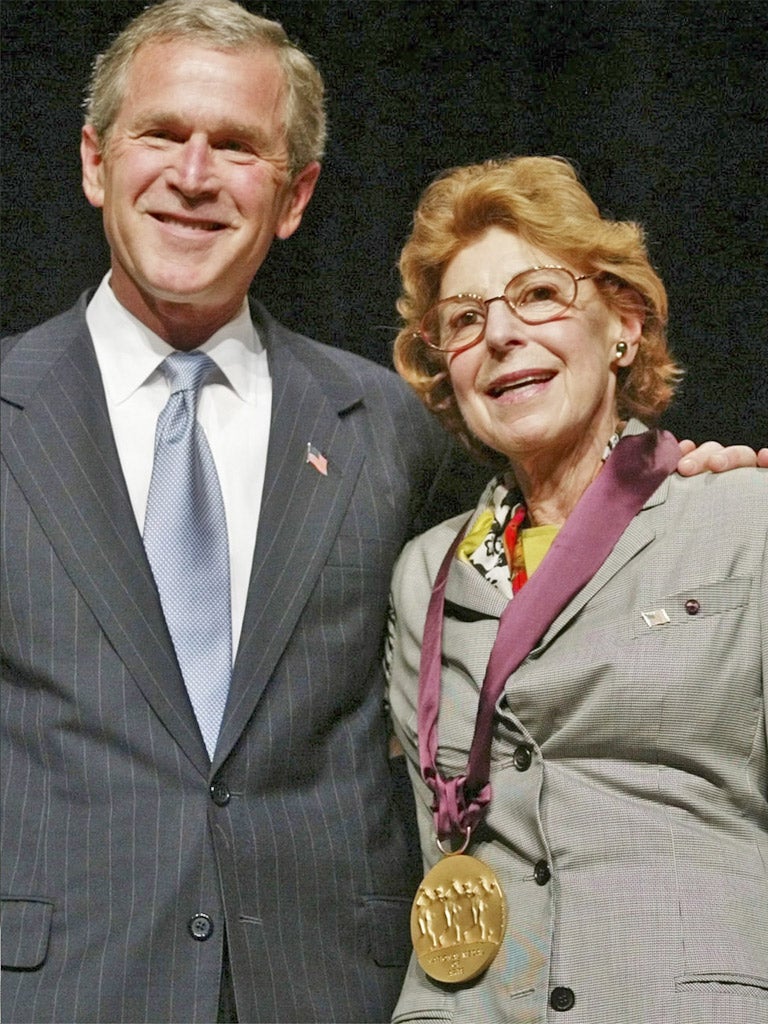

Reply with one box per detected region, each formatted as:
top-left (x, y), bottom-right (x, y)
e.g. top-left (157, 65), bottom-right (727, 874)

top-left (533, 859), bottom-right (551, 885)
top-left (513, 744), bottom-right (532, 771)
top-left (210, 780), bottom-right (231, 806)
top-left (188, 914), bottom-right (214, 941)
top-left (550, 986), bottom-right (575, 1012)
top-left (684, 598), bottom-right (701, 615)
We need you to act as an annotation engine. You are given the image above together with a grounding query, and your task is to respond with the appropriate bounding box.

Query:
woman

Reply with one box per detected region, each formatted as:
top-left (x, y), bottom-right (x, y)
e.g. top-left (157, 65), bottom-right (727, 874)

top-left (386, 156), bottom-right (767, 1023)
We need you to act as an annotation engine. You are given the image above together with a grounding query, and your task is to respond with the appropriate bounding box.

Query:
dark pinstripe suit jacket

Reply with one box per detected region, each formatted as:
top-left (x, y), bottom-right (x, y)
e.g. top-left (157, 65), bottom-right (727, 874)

top-left (0, 294), bottom-right (471, 1024)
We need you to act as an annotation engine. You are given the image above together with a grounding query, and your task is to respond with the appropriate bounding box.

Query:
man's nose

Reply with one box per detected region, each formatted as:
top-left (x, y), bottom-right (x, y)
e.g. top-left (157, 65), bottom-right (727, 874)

top-left (170, 135), bottom-right (218, 197)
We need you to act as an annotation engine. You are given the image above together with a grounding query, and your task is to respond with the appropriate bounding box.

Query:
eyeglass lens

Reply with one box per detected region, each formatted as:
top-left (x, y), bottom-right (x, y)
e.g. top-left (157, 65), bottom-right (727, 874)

top-left (423, 267), bottom-right (579, 351)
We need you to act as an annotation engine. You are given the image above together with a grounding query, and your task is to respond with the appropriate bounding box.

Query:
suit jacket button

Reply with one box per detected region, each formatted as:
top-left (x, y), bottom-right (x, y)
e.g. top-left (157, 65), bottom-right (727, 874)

top-left (210, 780), bottom-right (231, 806)
top-left (188, 914), bottom-right (214, 941)
top-left (513, 744), bottom-right (532, 771)
top-left (550, 986), bottom-right (575, 1011)
top-left (533, 859), bottom-right (551, 885)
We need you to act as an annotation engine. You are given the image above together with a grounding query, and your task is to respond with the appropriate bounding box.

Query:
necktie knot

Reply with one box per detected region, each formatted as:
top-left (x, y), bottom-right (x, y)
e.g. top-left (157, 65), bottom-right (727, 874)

top-left (162, 350), bottom-right (217, 397)
top-left (158, 352), bottom-right (217, 447)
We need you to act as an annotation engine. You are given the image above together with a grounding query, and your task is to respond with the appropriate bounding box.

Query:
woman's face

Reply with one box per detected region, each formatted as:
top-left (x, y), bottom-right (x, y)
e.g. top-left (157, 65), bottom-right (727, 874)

top-left (442, 227), bottom-right (641, 468)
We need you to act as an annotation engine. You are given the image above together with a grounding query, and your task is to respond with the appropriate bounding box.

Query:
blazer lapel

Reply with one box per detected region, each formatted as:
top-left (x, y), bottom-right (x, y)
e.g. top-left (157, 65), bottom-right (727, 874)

top-left (532, 422), bottom-right (673, 652)
top-left (215, 309), bottom-right (366, 766)
top-left (439, 421), bottom-right (673, 669)
top-left (535, 479), bottom-right (667, 652)
top-left (2, 300), bottom-right (209, 774)
top-left (437, 499), bottom-right (662, 695)
top-left (445, 557), bottom-right (508, 621)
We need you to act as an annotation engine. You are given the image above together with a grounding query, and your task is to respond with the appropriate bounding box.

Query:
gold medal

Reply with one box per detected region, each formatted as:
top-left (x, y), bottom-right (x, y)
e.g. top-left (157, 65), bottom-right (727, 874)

top-left (410, 853), bottom-right (506, 983)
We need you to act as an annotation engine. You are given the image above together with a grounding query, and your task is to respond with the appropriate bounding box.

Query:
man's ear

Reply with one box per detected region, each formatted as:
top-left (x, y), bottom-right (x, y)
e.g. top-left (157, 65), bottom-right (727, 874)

top-left (275, 161), bottom-right (321, 240)
top-left (81, 124), bottom-right (106, 209)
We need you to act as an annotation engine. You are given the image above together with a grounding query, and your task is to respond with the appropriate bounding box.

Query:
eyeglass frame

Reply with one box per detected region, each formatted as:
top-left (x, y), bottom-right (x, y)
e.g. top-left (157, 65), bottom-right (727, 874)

top-left (418, 265), bottom-right (599, 356)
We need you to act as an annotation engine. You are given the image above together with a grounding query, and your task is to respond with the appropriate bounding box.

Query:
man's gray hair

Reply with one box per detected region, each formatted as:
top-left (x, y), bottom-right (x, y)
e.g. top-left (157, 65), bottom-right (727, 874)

top-left (84, 0), bottom-right (326, 174)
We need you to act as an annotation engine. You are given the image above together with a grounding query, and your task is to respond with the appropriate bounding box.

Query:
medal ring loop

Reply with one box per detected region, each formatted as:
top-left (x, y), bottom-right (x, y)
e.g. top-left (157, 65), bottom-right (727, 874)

top-left (435, 827), bottom-right (471, 857)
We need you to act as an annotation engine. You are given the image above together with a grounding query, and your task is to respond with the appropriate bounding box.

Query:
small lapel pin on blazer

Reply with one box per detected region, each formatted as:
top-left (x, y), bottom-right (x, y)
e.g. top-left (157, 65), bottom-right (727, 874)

top-left (306, 443), bottom-right (328, 476)
top-left (641, 608), bottom-right (670, 628)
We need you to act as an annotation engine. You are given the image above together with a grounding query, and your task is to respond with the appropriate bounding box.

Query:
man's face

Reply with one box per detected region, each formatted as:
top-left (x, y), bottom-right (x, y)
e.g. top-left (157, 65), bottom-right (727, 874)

top-left (81, 39), bottom-right (319, 337)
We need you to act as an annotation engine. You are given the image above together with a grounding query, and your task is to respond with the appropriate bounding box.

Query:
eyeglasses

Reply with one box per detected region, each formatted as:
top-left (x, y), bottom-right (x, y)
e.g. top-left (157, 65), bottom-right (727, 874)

top-left (419, 266), bottom-right (596, 354)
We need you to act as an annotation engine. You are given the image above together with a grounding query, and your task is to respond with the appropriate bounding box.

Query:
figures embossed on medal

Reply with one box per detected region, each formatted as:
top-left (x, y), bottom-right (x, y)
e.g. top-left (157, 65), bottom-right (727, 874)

top-left (410, 854), bottom-right (506, 983)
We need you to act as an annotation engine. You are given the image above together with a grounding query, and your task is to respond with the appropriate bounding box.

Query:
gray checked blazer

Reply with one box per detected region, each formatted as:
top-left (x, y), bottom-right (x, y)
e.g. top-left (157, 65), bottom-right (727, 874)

top-left (0, 293), bottom-right (476, 1024)
top-left (388, 422), bottom-right (768, 1024)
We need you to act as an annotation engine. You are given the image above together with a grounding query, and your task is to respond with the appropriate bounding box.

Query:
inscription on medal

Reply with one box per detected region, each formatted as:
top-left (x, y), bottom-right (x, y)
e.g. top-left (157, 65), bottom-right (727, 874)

top-left (410, 854), bottom-right (506, 983)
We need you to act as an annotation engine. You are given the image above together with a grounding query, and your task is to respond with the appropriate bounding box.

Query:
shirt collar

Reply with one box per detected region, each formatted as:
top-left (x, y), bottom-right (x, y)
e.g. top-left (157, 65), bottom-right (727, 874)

top-left (86, 274), bottom-right (266, 407)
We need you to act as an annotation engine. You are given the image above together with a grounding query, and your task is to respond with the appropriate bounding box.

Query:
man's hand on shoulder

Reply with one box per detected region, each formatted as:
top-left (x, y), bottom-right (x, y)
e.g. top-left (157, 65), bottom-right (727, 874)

top-left (676, 439), bottom-right (768, 476)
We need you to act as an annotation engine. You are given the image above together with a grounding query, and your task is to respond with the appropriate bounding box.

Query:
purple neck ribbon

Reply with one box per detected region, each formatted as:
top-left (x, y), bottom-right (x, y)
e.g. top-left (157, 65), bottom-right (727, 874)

top-left (417, 429), bottom-right (681, 847)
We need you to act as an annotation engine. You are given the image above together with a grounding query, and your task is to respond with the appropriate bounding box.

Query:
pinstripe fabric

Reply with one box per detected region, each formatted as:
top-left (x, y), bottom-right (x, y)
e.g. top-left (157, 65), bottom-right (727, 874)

top-left (1, 296), bottom-right (477, 1024)
top-left (388, 428), bottom-right (768, 1024)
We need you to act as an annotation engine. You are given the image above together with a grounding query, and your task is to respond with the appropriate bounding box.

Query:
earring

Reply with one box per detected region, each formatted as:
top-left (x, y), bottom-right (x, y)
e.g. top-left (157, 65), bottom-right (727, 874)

top-left (615, 341), bottom-right (628, 358)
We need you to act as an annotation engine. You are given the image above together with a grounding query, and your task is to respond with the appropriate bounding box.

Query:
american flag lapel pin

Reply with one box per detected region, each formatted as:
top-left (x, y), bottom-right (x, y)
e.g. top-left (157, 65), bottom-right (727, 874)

top-left (306, 442), bottom-right (328, 476)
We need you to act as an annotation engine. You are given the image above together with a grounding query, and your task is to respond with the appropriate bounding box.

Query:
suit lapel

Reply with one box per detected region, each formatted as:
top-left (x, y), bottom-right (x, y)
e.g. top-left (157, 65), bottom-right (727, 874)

top-left (2, 300), bottom-right (209, 774)
top-left (215, 309), bottom-right (366, 766)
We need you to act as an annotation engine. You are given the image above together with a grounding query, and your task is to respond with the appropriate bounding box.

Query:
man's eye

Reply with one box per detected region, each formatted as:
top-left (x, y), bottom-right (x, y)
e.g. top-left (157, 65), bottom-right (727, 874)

top-left (145, 130), bottom-right (178, 142)
top-left (216, 140), bottom-right (252, 154)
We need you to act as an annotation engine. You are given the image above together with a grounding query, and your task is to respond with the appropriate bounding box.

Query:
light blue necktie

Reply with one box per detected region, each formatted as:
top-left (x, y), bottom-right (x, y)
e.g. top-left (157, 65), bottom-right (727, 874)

top-left (143, 351), bottom-right (232, 759)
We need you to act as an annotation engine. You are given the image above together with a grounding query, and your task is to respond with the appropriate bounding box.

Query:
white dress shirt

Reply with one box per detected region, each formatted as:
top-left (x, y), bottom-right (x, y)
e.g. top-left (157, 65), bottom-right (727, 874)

top-left (87, 275), bottom-right (271, 658)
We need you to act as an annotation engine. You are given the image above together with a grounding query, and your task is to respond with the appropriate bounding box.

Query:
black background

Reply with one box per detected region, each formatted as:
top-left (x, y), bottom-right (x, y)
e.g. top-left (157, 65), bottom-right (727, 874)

top-left (2, 0), bottom-right (766, 447)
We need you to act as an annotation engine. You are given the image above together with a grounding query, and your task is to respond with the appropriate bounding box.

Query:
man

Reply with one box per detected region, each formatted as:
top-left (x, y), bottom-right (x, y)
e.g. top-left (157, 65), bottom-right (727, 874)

top-left (0, 2), bottom-right (762, 1022)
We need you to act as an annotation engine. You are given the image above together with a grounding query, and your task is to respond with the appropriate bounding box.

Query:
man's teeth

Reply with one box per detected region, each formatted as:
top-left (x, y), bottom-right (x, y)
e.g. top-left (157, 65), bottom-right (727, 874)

top-left (158, 215), bottom-right (221, 230)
